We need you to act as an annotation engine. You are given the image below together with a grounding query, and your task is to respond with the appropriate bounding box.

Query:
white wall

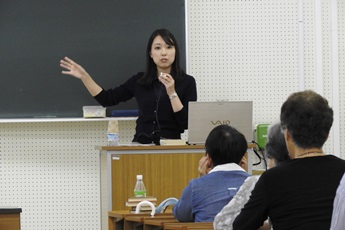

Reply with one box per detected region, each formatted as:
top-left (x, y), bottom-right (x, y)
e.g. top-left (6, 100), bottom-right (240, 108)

top-left (186, 0), bottom-right (345, 158)
top-left (0, 119), bottom-right (135, 230)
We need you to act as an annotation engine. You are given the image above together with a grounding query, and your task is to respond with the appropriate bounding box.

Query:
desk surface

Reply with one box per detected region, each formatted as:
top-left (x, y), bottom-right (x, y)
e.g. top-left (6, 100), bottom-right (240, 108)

top-left (107, 211), bottom-right (213, 230)
top-left (97, 143), bottom-right (255, 151)
top-left (144, 217), bottom-right (179, 227)
top-left (108, 210), bottom-right (173, 218)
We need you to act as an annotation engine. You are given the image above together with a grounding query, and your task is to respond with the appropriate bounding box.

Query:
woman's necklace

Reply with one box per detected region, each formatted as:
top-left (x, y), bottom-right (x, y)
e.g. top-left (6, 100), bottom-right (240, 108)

top-left (296, 151), bottom-right (324, 158)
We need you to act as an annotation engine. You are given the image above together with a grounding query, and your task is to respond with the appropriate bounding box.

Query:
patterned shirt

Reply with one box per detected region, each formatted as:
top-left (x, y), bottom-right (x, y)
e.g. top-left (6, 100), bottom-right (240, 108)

top-left (330, 173), bottom-right (345, 230)
top-left (214, 176), bottom-right (259, 230)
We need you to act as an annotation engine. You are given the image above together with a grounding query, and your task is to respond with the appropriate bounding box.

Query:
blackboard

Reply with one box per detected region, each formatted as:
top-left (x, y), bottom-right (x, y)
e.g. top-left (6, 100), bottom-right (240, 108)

top-left (0, 0), bottom-right (185, 118)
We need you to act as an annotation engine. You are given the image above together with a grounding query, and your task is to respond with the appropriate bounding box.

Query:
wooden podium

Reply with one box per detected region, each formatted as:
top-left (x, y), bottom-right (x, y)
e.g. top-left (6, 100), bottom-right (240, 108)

top-left (97, 144), bottom-right (255, 211)
top-left (98, 145), bottom-right (205, 210)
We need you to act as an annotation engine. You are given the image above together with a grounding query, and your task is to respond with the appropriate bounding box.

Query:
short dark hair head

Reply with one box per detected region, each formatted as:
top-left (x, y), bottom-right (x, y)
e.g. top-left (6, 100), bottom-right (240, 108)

top-left (280, 90), bottom-right (333, 149)
top-left (205, 125), bottom-right (248, 166)
top-left (265, 123), bottom-right (290, 164)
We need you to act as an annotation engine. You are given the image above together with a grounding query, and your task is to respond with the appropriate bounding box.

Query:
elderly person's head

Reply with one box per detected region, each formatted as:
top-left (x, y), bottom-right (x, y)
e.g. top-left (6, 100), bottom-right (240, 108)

top-left (280, 90), bottom-right (333, 157)
top-left (265, 123), bottom-right (290, 169)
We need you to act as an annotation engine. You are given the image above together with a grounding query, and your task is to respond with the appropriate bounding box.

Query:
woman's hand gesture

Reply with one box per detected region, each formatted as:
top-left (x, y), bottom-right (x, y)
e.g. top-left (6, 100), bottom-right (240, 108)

top-left (60, 56), bottom-right (88, 80)
top-left (59, 56), bottom-right (102, 96)
top-left (158, 72), bottom-right (175, 96)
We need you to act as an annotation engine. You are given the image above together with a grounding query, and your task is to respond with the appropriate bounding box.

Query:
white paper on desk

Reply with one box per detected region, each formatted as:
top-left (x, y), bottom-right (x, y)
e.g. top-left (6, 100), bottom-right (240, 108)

top-left (117, 142), bottom-right (155, 146)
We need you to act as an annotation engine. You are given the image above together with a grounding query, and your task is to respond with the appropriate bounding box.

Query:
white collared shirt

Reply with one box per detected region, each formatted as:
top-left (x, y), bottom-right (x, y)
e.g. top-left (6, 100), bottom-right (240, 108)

top-left (208, 163), bottom-right (246, 174)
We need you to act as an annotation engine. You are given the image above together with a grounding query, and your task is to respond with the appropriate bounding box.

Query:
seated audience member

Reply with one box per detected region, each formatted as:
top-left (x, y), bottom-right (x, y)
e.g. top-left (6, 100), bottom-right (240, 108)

top-left (214, 122), bottom-right (290, 230)
top-left (264, 123), bottom-right (291, 169)
top-left (172, 125), bottom-right (250, 222)
top-left (233, 90), bottom-right (345, 230)
top-left (330, 172), bottom-right (345, 230)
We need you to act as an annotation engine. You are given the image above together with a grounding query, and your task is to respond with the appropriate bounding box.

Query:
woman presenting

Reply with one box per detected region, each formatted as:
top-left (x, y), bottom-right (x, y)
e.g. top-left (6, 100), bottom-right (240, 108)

top-left (60, 29), bottom-right (197, 144)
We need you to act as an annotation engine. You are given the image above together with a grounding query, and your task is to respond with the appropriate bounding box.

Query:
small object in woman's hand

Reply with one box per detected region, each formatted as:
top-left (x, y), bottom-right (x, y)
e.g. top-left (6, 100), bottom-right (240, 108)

top-left (159, 72), bottom-right (167, 79)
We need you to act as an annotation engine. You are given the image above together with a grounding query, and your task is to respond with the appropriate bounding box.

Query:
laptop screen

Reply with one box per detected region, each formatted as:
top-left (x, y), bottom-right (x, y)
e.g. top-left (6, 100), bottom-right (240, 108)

top-left (187, 101), bottom-right (253, 144)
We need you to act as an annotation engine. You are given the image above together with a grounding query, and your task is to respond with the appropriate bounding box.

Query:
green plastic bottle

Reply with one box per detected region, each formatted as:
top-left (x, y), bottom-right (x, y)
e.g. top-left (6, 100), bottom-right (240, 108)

top-left (134, 175), bottom-right (146, 197)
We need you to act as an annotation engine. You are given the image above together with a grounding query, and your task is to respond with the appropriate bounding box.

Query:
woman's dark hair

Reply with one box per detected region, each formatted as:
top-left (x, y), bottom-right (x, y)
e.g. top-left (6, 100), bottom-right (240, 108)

top-left (280, 90), bottom-right (333, 149)
top-left (265, 123), bottom-right (290, 165)
top-left (205, 125), bottom-right (247, 166)
top-left (138, 28), bottom-right (185, 87)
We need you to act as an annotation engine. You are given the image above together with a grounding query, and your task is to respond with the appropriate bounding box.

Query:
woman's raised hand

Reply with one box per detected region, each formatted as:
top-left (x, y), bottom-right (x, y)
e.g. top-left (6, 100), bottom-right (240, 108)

top-left (60, 56), bottom-right (89, 80)
top-left (60, 56), bottom-right (102, 96)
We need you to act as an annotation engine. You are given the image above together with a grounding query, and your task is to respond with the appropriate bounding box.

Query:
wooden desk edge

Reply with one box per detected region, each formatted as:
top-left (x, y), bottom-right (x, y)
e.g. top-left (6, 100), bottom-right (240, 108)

top-left (163, 222), bottom-right (214, 230)
top-left (97, 143), bottom-right (255, 151)
top-left (124, 214), bottom-right (175, 222)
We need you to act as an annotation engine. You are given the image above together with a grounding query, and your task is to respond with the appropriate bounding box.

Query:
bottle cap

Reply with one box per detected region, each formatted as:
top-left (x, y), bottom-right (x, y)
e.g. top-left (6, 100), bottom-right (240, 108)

top-left (137, 175), bottom-right (143, 180)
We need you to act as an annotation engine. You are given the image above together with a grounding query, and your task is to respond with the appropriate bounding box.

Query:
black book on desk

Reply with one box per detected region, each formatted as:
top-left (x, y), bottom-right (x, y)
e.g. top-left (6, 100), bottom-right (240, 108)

top-left (0, 207), bottom-right (22, 214)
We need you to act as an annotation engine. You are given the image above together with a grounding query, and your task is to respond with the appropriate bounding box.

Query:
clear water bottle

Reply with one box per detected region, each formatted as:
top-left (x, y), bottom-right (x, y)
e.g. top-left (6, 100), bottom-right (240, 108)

top-left (107, 120), bottom-right (119, 146)
top-left (134, 175), bottom-right (146, 197)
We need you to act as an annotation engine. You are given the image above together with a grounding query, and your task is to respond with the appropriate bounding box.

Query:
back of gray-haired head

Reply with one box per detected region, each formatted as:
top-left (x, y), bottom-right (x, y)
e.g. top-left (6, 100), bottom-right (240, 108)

top-left (265, 123), bottom-right (290, 164)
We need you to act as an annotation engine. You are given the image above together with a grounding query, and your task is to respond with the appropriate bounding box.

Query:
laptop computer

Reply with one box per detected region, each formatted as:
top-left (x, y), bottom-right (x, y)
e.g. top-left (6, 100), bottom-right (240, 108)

top-left (187, 101), bottom-right (253, 144)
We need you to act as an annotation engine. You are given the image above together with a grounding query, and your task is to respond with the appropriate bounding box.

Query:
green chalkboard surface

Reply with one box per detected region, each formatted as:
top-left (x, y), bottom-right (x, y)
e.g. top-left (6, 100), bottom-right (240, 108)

top-left (0, 0), bottom-right (185, 118)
